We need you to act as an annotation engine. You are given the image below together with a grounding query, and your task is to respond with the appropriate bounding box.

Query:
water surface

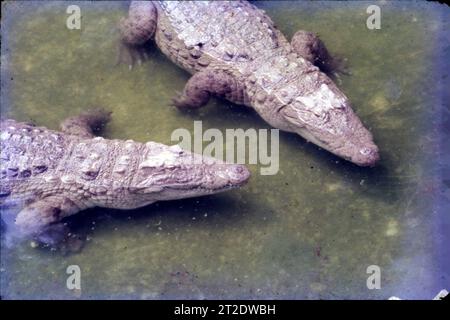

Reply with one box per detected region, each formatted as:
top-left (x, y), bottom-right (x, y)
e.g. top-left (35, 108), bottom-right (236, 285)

top-left (1, 1), bottom-right (449, 299)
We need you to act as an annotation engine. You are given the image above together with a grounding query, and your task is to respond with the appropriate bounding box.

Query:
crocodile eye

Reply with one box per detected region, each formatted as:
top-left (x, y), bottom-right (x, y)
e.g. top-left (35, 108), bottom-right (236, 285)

top-left (82, 170), bottom-right (99, 180)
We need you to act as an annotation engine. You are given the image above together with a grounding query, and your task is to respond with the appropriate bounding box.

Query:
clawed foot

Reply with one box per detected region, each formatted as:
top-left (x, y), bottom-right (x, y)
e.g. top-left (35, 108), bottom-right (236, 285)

top-left (58, 233), bottom-right (86, 255)
top-left (327, 55), bottom-right (351, 75)
top-left (291, 30), bottom-right (351, 81)
top-left (116, 41), bottom-right (151, 70)
top-left (325, 56), bottom-right (351, 84)
top-left (170, 91), bottom-right (204, 110)
top-left (171, 91), bottom-right (190, 109)
top-left (33, 224), bottom-right (86, 255)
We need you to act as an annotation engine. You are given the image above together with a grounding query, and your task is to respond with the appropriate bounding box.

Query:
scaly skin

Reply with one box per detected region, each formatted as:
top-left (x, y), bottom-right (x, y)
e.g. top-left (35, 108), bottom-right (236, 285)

top-left (0, 109), bottom-right (250, 241)
top-left (120, 1), bottom-right (380, 166)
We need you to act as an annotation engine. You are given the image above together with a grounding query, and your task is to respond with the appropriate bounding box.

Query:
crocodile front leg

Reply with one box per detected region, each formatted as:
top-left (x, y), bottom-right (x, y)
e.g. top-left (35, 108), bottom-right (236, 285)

top-left (60, 108), bottom-right (111, 138)
top-left (15, 195), bottom-right (88, 252)
top-left (15, 196), bottom-right (81, 237)
top-left (172, 69), bottom-right (243, 109)
top-left (291, 30), bottom-right (346, 76)
top-left (119, 1), bottom-right (157, 67)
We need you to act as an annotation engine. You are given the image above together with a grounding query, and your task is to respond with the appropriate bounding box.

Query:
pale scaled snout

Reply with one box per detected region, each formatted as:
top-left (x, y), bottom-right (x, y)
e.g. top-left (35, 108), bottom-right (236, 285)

top-left (227, 164), bottom-right (251, 186)
top-left (279, 81), bottom-right (380, 167)
top-left (208, 164), bottom-right (251, 190)
top-left (341, 138), bottom-right (380, 167)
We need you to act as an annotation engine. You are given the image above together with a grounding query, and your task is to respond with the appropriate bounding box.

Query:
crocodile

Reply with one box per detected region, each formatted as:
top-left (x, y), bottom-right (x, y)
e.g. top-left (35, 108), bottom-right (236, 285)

top-left (120, 0), bottom-right (380, 166)
top-left (0, 109), bottom-right (250, 244)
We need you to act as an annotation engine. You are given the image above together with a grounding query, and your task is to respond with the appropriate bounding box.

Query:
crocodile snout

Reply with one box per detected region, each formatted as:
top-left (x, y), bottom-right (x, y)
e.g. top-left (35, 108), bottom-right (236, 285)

top-left (227, 164), bottom-right (251, 186)
top-left (278, 82), bottom-right (380, 167)
top-left (344, 142), bottom-right (380, 167)
top-left (208, 163), bottom-right (251, 190)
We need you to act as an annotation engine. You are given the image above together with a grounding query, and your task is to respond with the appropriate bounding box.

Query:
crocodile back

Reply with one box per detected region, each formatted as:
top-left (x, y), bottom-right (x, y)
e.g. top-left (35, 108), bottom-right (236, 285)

top-left (0, 118), bottom-right (149, 210)
top-left (0, 119), bottom-right (71, 204)
top-left (155, 1), bottom-right (291, 75)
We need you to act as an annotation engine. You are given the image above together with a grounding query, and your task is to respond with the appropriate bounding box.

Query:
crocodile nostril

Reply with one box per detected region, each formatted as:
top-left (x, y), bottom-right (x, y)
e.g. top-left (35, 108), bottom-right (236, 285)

top-left (357, 145), bottom-right (380, 166)
top-left (359, 147), bottom-right (372, 156)
top-left (233, 165), bottom-right (244, 174)
top-left (228, 165), bottom-right (250, 184)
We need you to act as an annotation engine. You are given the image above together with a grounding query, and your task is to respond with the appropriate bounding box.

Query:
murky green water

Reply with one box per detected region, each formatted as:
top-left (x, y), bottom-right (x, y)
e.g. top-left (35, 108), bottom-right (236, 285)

top-left (1, 1), bottom-right (448, 299)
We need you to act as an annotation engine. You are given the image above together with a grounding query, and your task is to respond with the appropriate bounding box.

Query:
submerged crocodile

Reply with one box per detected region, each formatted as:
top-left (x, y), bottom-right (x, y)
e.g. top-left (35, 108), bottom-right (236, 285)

top-left (0, 110), bottom-right (250, 243)
top-left (120, 1), bottom-right (379, 166)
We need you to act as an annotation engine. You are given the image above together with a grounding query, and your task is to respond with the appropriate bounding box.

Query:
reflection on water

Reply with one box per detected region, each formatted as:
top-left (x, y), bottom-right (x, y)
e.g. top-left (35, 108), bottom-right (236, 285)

top-left (1, 1), bottom-right (448, 299)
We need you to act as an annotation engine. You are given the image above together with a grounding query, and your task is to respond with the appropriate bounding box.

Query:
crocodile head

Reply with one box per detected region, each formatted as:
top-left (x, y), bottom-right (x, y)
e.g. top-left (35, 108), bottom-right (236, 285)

top-left (263, 69), bottom-right (379, 167)
top-left (127, 143), bottom-right (250, 207)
